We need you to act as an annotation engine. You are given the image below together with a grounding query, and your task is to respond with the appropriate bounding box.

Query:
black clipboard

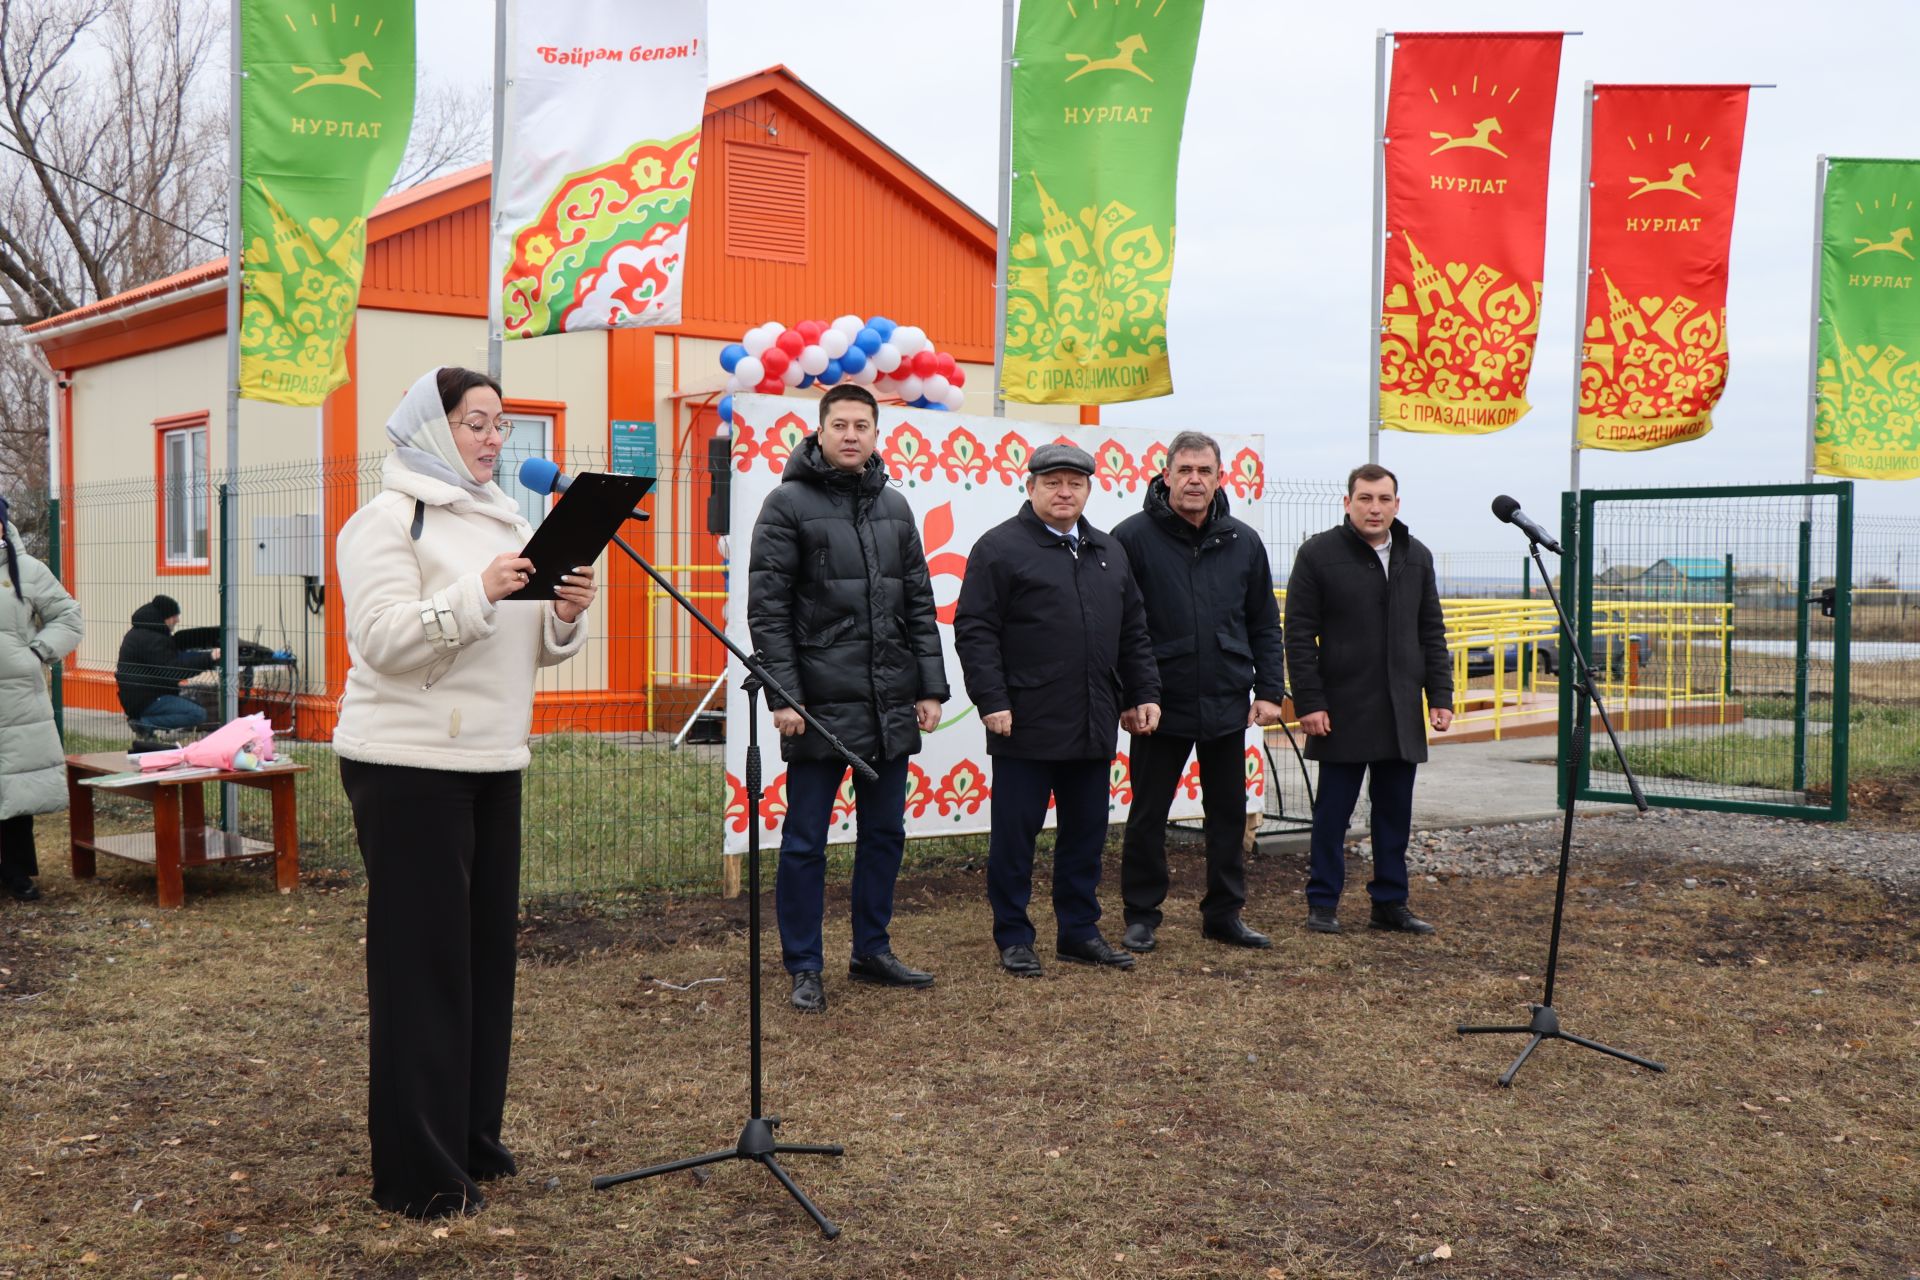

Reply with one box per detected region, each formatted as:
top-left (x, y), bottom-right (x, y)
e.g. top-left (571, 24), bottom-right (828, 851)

top-left (505, 472), bottom-right (655, 601)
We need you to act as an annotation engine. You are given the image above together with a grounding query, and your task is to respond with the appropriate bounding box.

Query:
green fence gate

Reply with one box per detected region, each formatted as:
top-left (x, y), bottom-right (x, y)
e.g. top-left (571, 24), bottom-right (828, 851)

top-left (1561, 482), bottom-right (1854, 820)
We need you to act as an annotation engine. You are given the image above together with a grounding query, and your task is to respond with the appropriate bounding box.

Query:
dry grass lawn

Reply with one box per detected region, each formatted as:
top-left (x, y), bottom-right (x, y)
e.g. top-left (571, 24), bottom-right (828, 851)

top-left (3, 813), bottom-right (1917, 1279)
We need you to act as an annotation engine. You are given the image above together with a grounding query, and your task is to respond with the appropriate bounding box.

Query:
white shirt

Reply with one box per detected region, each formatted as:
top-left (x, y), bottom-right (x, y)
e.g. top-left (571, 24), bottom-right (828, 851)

top-left (1369, 534), bottom-right (1392, 576)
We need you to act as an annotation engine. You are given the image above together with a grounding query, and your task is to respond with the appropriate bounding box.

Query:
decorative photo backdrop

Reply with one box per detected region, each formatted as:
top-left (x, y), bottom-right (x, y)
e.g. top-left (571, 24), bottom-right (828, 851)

top-left (722, 397), bottom-right (1269, 854)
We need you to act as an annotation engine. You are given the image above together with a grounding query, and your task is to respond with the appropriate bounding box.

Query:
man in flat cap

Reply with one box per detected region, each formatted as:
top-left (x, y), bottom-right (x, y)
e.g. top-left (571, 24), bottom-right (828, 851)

top-left (954, 442), bottom-right (1162, 978)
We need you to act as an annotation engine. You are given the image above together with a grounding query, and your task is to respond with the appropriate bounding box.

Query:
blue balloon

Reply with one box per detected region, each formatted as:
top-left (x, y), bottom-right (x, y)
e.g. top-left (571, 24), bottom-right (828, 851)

top-left (819, 359), bottom-right (843, 385)
top-left (839, 345), bottom-right (868, 374)
top-left (853, 327), bottom-right (882, 356)
top-left (719, 343), bottom-right (747, 373)
top-left (718, 394), bottom-right (733, 423)
top-left (867, 315), bottom-right (897, 341)
top-left (798, 372), bottom-right (816, 389)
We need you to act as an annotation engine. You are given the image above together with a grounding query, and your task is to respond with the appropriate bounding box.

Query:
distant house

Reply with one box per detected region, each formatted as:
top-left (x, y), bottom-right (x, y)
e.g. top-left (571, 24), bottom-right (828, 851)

top-left (1634, 557), bottom-right (1731, 600)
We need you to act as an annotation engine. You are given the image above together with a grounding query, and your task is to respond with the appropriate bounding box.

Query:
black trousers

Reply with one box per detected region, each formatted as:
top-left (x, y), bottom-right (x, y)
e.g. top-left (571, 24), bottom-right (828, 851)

top-left (340, 758), bottom-right (522, 1219)
top-left (1120, 730), bottom-right (1249, 929)
top-left (0, 813), bottom-right (38, 882)
top-left (986, 757), bottom-right (1111, 949)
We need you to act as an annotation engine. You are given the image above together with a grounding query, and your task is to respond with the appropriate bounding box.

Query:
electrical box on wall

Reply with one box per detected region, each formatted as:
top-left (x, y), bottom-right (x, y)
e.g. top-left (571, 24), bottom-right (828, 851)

top-left (251, 514), bottom-right (325, 581)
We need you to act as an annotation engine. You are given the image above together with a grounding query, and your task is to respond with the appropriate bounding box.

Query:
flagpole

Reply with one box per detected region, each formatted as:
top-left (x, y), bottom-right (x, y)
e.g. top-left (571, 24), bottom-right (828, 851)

top-left (219, 0), bottom-right (243, 832)
top-left (1567, 82), bottom-right (1594, 496)
top-left (1367, 29), bottom-right (1389, 465)
top-left (991, 0), bottom-right (1014, 418)
top-left (487, 0), bottom-right (508, 383)
top-left (1803, 154), bottom-right (1828, 485)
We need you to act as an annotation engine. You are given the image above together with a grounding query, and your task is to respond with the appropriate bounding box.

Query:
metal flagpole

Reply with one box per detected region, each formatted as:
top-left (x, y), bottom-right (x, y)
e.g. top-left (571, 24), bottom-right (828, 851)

top-left (1567, 82), bottom-right (1595, 496)
top-left (1367, 30), bottom-right (1389, 464)
top-left (992, 0), bottom-right (1015, 417)
top-left (487, 0), bottom-right (509, 383)
top-left (221, 0), bottom-right (244, 833)
top-left (1803, 154), bottom-right (1829, 484)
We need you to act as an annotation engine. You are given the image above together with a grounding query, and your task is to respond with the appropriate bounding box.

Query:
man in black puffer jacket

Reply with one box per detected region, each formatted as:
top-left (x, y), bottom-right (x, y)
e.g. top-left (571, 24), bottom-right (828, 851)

top-left (1112, 432), bottom-right (1287, 955)
top-left (115, 594), bottom-right (220, 736)
top-left (749, 384), bottom-right (949, 1014)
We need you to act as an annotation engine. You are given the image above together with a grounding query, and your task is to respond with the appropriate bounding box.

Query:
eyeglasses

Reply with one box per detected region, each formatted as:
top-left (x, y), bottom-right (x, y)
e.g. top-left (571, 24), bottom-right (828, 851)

top-left (449, 415), bottom-right (518, 441)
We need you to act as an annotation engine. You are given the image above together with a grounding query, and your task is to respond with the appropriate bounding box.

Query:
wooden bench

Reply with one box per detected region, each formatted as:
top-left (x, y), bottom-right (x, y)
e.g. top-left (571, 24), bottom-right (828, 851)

top-left (65, 751), bottom-right (307, 909)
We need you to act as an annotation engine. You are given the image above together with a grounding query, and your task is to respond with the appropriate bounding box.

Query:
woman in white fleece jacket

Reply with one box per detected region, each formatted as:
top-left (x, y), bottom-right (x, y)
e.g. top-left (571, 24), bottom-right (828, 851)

top-left (334, 367), bottom-right (596, 1220)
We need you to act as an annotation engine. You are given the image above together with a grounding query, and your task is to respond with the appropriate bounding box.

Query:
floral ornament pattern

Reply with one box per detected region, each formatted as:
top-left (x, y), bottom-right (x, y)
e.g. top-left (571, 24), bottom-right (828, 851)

top-left (988, 433), bottom-right (1034, 484)
top-left (882, 424), bottom-right (937, 483)
top-left (904, 763), bottom-right (936, 819)
top-left (1817, 328), bottom-right (1920, 480)
top-left (1578, 270), bottom-right (1728, 450)
top-left (1109, 754), bottom-right (1133, 805)
top-left (1092, 439), bottom-right (1137, 493)
top-left (1225, 449), bottom-right (1266, 501)
top-left (725, 771), bottom-right (751, 834)
top-left (1379, 232), bottom-right (1542, 436)
top-left (1243, 746), bottom-right (1266, 799)
top-left (935, 426), bottom-right (993, 487)
top-left (756, 412), bottom-right (812, 473)
top-left (935, 760), bottom-right (990, 817)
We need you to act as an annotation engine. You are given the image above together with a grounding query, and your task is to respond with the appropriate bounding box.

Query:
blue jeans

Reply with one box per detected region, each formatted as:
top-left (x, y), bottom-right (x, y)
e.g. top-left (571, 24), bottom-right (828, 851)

top-left (775, 755), bottom-right (910, 975)
top-left (1307, 759), bottom-right (1417, 910)
top-left (986, 756), bottom-right (1111, 950)
top-left (137, 695), bottom-right (207, 731)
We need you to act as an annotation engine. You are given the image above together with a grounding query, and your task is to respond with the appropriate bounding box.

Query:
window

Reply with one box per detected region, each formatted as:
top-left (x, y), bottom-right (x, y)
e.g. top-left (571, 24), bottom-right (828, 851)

top-left (495, 404), bottom-right (561, 532)
top-left (725, 142), bottom-right (810, 264)
top-left (158, 415), bottom-right (209, 569)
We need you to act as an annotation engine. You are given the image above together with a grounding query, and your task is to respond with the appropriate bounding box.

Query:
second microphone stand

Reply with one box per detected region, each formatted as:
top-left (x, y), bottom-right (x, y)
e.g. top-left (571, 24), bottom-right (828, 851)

top-left (590, 532), bottom-right (872, 1238)
top-left (1456, 539), bottom-right (1665, 1087)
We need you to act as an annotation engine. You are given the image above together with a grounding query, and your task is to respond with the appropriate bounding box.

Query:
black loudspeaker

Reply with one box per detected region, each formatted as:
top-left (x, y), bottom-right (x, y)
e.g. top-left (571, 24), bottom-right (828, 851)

top-left (706, 434), bottom-right (732, 536)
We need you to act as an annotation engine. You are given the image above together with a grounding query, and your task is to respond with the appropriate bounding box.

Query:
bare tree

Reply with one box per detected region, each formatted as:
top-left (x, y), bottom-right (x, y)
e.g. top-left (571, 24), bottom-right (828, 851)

top-left (392, 78), bottom-right (491, 194)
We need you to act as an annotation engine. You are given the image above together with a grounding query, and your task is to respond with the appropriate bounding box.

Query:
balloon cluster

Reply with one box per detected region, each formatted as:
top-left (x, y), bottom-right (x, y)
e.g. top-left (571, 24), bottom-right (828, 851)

top-left (716, 315), bottom-right (968, 426)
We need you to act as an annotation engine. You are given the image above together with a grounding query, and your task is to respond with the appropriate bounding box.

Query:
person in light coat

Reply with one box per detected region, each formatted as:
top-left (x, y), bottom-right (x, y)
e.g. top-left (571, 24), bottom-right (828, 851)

top-left (333, 367), bottom-right (597, 1219)
top-left (0, 497), bottom-right (84, 902)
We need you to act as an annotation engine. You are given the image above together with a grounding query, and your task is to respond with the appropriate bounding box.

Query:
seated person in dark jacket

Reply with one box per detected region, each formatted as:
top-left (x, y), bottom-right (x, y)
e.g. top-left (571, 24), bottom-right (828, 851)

top-left (954, 443), bottom-right (1162, 979)
top-left (748, 384), bottom-right (950, 1016)
top-left (115, 594), bottom-right (221, 735)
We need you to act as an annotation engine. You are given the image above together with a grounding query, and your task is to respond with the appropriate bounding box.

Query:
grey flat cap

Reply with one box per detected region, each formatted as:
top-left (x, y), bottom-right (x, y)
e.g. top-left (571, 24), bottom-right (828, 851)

top-left (1028, 442), bottom-right (1095, 476)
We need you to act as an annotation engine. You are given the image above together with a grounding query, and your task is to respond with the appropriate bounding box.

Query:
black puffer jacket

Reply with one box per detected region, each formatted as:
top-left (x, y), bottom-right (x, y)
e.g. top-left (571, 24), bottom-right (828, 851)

top-left (1112, 479), bottom-right (1286, 742)
top-left (954, 504), bottom-right (1160, 760)
top-left (115, 602), bottom-right (217, 719)
top-left (748, 438), bottom-right (948, 764)
top-left (1283, 518), bottom-right (1452, 765)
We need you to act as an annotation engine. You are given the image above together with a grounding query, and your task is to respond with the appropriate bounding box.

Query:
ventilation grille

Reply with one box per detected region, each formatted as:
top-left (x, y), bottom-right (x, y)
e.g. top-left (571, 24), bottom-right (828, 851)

top-left (725, 142), bottom-right (809, 263)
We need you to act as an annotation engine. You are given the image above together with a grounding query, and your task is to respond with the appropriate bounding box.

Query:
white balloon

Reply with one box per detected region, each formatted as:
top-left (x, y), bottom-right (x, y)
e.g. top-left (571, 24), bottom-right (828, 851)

top-left (850, 362), bottom-right (878, 385)
top-left (782, 361), bottom-right (804, 387)
top-left (761, 320), bottom-right (786, 337)
top-left (799, 344), bottom-right (830, 376)
top-left (726, 374), bottom-right (743, 393)
top-left (819, 329), bottom-right (850, 359)
top-left (896, 374), bottom-right (924, 403)
top-left (872, 342), bottom-right (902, 373)
top-left (943, 385), bottom-right (966, 411)
top-left (733, 355), bottom-right (765, 386)
top-left (742, 330), bottom-right (772, 357)
top-left (893, 325), bottom-right (927, 356)
top-left (832, 314), bottom-right (864, 336)
top-left (922, 374), bottom-right (951, 401)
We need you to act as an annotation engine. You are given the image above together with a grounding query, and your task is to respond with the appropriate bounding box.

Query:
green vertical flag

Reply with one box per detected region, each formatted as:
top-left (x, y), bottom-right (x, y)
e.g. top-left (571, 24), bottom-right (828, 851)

top-left (1816, 157), bottom-right (1920, 480)
top-left (239, 0), bottom-right (414, 406)
top-left (1002, 0), bottom-right (1204, 405)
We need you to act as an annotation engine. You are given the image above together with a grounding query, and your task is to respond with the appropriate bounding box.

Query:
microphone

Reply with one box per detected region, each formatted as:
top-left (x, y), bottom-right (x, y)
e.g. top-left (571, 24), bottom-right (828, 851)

top-left (1491, 495), bottom-right (1561, 555)
top-left (518, 457), bottom-right (650, 521)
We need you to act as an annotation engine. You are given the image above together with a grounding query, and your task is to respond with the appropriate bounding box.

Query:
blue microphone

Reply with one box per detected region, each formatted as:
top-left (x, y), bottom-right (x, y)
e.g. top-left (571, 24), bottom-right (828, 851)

top-left (518, 457), bottom-right (649, 520)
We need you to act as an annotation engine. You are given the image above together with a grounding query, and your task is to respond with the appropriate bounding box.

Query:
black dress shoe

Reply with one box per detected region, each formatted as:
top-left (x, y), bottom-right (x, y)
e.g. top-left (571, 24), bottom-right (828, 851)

top-left (2, 877), bottom-right (41, 902)
top-left (789, 972), bottom-right (826, 1013)
top-left (1122, 921), bottom-right (1157, 953)
top-left (849, 951), bottom-right (934, 988)
top-left (1369, 901), bottom-right (1436, 934)
top-left (999, 944), bottom-right (1043, 978)
top-left (1306, 907), bottom-right (1341, 934)
top-left (1202, 916), bottom-right (1272, 949)
top-left (1055, 935), bottom-right (1136, 969)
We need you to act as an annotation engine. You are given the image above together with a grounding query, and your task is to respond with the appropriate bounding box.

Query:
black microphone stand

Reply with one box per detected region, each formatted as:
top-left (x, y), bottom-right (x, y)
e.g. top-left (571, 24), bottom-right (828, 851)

top-left (1456, 538), bottom-right (1665, 1087)
top-left (590, 531), bottom-right (873, 1238)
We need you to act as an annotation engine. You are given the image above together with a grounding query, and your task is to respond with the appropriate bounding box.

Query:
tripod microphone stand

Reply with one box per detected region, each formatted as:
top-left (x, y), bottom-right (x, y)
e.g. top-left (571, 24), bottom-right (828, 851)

top-left (589, 531), bottom-right (872, 1238)
top-left (1456, 538), bottom-right (1665, 1087)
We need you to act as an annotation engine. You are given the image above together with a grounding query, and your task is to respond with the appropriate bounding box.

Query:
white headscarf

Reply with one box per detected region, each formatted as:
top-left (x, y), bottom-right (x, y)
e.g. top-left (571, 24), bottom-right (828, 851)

top-left (385, 367), bottom-right (499, 503)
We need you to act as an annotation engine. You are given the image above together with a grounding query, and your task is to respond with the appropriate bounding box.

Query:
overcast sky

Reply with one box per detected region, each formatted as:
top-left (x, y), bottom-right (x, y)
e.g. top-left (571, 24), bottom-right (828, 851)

top-left (416, 0), bottom-right (1917, 556)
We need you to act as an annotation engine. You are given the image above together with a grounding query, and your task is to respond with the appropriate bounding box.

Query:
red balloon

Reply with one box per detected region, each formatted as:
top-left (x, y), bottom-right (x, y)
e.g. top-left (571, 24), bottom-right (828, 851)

top-left (935, 352), bottom-right (957, 378)
top-left (948, 366), bottom-right (966, 388)
top-left (796, 320), bottom-right (826, 343)
top-left (757, 375), bottom-right (785, 394)
top-left (760, 346), bottom-right (791, 376)
top-left (911, 349), bottom-right (938, 378)
top-left (776, 329), bottom-right (806, 358)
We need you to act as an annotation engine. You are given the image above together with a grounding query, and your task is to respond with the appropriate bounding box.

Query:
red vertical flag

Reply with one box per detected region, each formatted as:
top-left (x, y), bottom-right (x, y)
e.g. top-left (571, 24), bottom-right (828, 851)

top-left (1578, 85), bottom-right (1750, 450)
top-left (1380, 33), bottom-right (1564, 436)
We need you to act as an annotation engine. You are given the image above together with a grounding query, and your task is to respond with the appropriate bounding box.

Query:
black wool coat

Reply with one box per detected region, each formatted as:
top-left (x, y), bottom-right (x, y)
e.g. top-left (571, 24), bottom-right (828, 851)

top-left (115, 603), bottom-right (218, 719)
top-left (1283, 518), bottom-right (1452, 765)
top-left (1112, 479), bottom-right (1286, 743)
top-left (953, 504), bottom-right (1160, 761)
top-left (747, 438), bottom-right (949, 764)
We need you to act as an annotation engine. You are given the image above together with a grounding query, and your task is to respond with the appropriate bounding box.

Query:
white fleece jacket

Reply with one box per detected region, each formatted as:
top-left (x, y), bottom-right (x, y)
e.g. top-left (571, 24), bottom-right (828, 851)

top-left (332, 455), bottom-right (583, 772)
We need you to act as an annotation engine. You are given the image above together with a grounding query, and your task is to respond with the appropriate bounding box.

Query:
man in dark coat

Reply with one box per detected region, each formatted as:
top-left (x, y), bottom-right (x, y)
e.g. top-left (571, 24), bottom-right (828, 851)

top-left (1285, 463), bottom-right (1452, 935)
top-left (749, 384), bottom-right (950, 1013)
top-left (953, 442), bottom-right (1161, 978)
top-left (115, 594), bottom-right (220, 739)
top-left (1112, 432), bottom-right (1287, 954)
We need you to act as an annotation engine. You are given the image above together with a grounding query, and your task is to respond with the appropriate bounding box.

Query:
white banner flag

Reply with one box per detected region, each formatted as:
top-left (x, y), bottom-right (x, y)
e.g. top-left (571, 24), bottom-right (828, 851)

top-left (722, 396), bottom-right (1273, 855)
top-left (493, 0), bottom-right (706, 339)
